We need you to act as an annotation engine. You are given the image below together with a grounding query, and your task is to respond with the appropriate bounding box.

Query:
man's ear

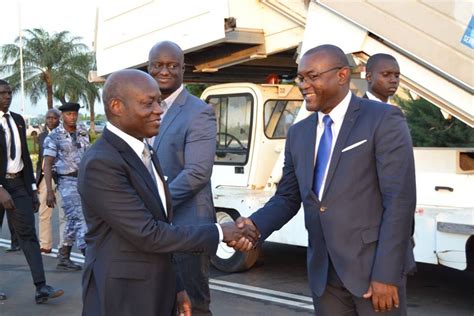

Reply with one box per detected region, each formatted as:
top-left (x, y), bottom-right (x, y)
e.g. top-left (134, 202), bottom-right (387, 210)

top-left (109, 98), bottom-right (123, 117)
top-left (337, 66), bottom-right (351, 85)
top-left (365, 71), bottom-right (372, 84)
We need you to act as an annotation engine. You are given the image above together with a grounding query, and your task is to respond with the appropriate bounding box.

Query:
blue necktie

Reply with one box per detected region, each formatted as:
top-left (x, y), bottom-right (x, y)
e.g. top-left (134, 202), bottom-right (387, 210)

top-left (313, 115), bottom-right (333, 196)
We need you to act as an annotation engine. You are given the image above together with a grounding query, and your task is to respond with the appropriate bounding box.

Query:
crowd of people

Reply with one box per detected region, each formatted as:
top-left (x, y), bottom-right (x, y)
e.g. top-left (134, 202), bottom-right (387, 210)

top-left (0, 42), bottom-right (415, 316)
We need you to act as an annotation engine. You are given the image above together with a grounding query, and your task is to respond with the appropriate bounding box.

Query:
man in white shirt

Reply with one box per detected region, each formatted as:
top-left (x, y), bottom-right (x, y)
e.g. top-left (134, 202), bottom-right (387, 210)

top-left (0, 79), bottom-right (64, 304)
top-left (78, 69), bottom-right (256, 316)
top-left (234, 45), bottom-right (415, 315)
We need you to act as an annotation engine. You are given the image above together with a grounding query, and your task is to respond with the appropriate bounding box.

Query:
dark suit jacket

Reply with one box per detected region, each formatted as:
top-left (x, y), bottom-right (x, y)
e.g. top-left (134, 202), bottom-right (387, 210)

top-left (250, 94), bottom-right (416, 297)
top-left (78, 128), bottom-right (219, 316)
top-left (153, 89), bottom-right (216, 225)
top-left (0, 112), bottom-right (35, 194)
top-left (35, 130), bottom-right (48, 185)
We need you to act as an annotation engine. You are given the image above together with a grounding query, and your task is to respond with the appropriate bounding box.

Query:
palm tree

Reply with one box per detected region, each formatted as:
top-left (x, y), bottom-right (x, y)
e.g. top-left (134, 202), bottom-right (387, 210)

top-left (54, 52), bottom-right (102, 131)
top-left (0, 28), bottom-right (99, 110)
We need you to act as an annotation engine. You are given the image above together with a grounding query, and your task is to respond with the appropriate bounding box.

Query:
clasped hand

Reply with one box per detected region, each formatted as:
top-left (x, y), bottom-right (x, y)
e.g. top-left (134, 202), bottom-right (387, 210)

top-left (220, 217), bottom-right (260, 252)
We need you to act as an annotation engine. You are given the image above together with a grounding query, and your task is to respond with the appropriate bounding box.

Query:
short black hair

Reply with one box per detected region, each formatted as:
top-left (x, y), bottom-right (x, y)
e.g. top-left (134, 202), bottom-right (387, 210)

top-left (303, 44), bottom-right (349, 67)
top-left (0, 79), bottom-right (10, 86)
top-left (366, 54), bottom-right (398, 73)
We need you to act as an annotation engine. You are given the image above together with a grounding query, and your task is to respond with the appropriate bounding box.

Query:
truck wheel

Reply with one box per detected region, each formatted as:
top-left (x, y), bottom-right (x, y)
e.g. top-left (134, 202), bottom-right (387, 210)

top-left (211, 209), bottom-right (260, 272)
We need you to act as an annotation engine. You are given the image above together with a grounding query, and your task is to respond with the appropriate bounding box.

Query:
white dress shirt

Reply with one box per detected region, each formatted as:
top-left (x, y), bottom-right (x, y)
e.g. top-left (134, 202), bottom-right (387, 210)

top-left (147, 84), bottom-right (184, 146)
top-left (366, 91), bottom-right (395, 105)
top-left (147, 85), bottom-right (185, 147)
top-left (314, 91), bottom-right (352, 200)
top-left (1, 111), bottom-right (24, 174)
top-left (107, 122), bottom-right (168, 216)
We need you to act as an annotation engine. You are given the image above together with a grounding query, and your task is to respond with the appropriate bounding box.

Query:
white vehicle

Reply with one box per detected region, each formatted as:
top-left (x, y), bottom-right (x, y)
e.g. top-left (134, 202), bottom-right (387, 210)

top-left (204, 2), bottom-right (474, 273)
top-left (92, 0), bottom-right (473, 273)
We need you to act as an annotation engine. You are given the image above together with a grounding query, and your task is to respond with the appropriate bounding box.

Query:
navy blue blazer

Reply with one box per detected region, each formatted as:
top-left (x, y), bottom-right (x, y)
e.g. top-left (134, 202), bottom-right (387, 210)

top-left (251, 94), bottom-right (416, 297)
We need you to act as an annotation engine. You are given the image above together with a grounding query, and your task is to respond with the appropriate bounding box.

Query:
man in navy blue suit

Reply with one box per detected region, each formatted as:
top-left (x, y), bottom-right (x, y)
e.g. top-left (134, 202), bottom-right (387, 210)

top-left (234, 45), bottom-right (416, 315)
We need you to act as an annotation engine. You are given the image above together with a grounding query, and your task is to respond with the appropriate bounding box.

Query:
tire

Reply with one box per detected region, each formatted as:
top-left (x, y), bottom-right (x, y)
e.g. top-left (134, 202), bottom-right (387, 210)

top-left (211, 209), bottom-right (260, 273)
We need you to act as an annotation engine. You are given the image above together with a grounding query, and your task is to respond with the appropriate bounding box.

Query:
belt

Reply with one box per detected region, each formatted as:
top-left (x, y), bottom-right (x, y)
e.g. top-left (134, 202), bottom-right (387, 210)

top-left (57, 171), bottom-right (78, 178)
top-left (5, 172), bottom-right (23, 179)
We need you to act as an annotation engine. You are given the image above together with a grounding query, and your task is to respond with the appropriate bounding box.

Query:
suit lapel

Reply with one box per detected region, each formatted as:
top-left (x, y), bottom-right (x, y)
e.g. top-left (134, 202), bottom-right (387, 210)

top-left (153, 90), bottom-right (187, 150)
top-left (151, 153), bottom-right (173, 222)
top-left (322, 96), bottom-right (361, 198)
top-left (303, 113), bottom-right (318, 192)
top-left (103, 129), bottom-right (167, 220)
top-left (0, 125), bottom-right (5, 176)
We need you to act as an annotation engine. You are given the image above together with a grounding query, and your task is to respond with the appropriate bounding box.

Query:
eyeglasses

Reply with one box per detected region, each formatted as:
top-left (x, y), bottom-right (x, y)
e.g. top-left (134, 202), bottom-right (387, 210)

top-left (294, 66), bottom-right (343, 85)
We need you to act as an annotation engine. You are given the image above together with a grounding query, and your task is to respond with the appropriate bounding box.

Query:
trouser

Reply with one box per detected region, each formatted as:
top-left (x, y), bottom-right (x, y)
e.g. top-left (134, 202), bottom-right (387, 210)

top-left (2, 178), bottom-right (46, 287)
top-left (312, 261), bottom-right (407, 316)
top-left (0, 204), bottom-right (19, 248)
top-left (57, 176), bottom-right (87, 250)
top-left (38, 178), bottom-right (66, 249)
top-left (174, 253), bottom-right (212, 316)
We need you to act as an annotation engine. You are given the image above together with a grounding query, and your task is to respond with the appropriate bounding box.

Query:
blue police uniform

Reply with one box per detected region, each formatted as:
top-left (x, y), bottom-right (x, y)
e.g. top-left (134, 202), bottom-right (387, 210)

top-left (43, 120), bottom-right (89, 251)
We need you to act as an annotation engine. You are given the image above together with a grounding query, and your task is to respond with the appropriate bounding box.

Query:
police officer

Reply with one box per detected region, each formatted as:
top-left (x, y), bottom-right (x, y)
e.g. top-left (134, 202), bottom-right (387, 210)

top-left (43, 102), bottom-right (89, 271)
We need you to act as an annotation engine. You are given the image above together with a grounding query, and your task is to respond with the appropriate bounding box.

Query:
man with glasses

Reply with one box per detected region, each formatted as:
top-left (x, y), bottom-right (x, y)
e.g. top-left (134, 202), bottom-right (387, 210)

top-left (233, 44), bottom-right (416, 315)
top-left (43, 102), bottom-right (89, 271)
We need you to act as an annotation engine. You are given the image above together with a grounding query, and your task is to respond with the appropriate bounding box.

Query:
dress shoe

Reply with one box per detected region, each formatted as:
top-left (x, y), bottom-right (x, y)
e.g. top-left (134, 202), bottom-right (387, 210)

top-left (0, 292), bottom-right (6, 300)
top-left (35, 285), bottom-right (64, 304)
top-left (5, 245), bottom-right (21, 253)
top-left (40, 248), bottom-right (52, 254)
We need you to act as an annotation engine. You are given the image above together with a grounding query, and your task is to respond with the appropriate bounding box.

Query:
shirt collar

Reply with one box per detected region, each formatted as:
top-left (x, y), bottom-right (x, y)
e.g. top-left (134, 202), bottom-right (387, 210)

top-left (366, 91), bottom-right (384, 103)
top-left (0, 110), bottom-right (10, 118)
top-left (317, 90), bottom-right (352, 125)
top-left (163, 84), bottom-right (184, 107)
top-left (106, 122), bottom-right (146, 159)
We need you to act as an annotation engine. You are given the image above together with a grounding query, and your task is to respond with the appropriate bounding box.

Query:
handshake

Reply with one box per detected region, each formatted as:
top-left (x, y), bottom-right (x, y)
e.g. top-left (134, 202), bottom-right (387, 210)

top-left (220, 217), bottom-right (260, 251)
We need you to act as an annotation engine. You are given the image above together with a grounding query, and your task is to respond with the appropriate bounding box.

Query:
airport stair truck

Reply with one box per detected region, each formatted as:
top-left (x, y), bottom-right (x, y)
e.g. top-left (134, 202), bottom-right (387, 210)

top-left (207, 1), bottom-right (474, 273)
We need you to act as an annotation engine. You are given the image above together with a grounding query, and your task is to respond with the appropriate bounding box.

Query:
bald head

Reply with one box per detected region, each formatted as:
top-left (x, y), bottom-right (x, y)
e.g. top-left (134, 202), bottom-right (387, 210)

top-left (102, 69), bottom-right (163, 139)
top-left (147, 41), bottom-right (185, 99)
top-left (148, 41), bottom-right (183, 63)
top-left (103, 69), bottom-right (156, 117)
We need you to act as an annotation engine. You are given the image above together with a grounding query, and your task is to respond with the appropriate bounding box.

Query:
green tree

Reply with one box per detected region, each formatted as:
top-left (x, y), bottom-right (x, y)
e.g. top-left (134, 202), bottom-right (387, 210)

top-left (0, 28), bottom-right (99, 111)
top-left (398, 96), bottom-right (474, 147)
top-left (185, 83), bottom-right (210, 97)
top-left (53, 52), bottom-right (102, 131)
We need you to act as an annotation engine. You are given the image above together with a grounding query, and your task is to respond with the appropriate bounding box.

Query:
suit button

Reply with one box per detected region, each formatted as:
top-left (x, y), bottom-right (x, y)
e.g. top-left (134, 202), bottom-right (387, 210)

top-left (320, 206), bottom-right (327, 212)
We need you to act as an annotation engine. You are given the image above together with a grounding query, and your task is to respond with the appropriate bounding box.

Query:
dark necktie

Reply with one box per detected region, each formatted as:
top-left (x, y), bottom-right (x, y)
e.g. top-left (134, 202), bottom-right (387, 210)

top-left (3, 113), bottom-right (16, 160)
top-left (313, 115), bottom-right (333, 196)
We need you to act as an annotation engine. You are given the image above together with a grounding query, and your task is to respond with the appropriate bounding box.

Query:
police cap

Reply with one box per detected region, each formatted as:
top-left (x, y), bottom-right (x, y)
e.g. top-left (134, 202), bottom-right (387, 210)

top-left (58, 102), bottom-right (80, 112)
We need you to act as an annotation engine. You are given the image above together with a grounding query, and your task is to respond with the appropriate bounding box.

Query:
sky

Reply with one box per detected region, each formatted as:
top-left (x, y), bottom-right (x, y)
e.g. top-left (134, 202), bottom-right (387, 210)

top-left (0, 0), bottom-right (101, 117)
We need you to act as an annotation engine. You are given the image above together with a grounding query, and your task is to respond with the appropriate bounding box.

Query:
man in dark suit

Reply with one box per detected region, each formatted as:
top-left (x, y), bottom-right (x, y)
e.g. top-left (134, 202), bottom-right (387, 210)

top-left (78, 69), bottom-right (255, 316)
top-left (364, 53), bottom-right (400, 103)
top-left (0, 79), bottom-right (63, 303)
top-left (234, 45), bottom-right (416, 315)
top-left (148, 40), bottom-right (217, 315)
top-left (36, 108), bottom-right (65, 253)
